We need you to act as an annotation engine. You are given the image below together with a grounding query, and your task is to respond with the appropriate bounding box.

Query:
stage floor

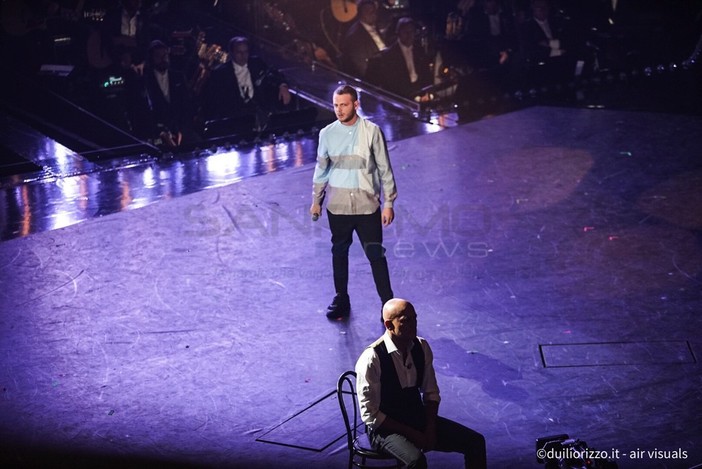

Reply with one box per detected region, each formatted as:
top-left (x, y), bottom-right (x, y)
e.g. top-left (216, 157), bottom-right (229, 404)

top-left (1, 106), bottom-right (701, 468)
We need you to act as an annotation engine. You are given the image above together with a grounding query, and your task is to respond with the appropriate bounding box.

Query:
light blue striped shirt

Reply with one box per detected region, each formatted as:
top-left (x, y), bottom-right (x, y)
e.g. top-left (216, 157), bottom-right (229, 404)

top-left (312, 117), bottom-right (397, 215)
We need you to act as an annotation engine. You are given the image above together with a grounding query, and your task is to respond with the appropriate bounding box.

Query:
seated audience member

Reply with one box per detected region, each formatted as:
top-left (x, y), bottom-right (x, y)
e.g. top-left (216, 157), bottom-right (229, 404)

top-left (143, 40), bottom-right (196, 148)
top-left (356, 298), bottom-right (487, 469)
top-left (464, 0), bottom-right (518, 72)
top-left (518, 0), bottom-right (580, 84)
top-left (340, 0), bottom-right (388, 79)
top-left (366, 17), bottom-right (433, 100)
top-left (101, 0), bottom-right (150, 73)
top-left (202, 36), bottom-right (291, 122)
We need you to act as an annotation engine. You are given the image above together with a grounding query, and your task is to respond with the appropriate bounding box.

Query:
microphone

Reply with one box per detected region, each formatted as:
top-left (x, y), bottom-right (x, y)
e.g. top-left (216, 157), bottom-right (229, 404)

top-left (312, 196), bottom-right (324, 222)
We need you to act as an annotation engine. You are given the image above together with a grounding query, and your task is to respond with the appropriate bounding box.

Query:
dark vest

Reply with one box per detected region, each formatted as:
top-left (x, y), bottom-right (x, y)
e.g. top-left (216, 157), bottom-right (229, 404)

top-left (374, 337), bottom-right (426, 432)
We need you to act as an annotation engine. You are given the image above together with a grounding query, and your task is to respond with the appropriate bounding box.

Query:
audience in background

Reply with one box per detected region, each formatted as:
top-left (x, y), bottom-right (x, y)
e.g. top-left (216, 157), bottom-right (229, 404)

top-left (1, 0), bottom-right (698, 148)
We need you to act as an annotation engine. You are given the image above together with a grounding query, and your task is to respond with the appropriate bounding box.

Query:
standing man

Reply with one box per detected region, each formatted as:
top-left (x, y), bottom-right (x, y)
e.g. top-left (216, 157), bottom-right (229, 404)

top-left (356, 298), bottom-right (487, 468)
top-left (310, 85), bottom-right (397, 320)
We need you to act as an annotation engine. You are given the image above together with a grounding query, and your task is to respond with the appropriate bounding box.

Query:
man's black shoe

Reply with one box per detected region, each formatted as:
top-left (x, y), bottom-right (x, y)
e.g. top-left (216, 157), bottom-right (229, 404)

top-left (326, 294), bottom-right (350, 319)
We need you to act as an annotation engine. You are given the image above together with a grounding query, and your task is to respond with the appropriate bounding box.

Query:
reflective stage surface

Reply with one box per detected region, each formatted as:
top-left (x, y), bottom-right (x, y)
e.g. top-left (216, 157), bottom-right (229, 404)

top-left (1, 106), bottom-right (701, 468)
top-left (1, 135), bottom-right (321, 240)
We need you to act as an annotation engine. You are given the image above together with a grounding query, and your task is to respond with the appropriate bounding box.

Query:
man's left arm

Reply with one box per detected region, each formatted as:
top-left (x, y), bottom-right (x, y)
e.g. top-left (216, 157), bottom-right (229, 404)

top-left (253, 58), bottom-right (291, 105)
top-left (372, 128), bottom-right (397, 225)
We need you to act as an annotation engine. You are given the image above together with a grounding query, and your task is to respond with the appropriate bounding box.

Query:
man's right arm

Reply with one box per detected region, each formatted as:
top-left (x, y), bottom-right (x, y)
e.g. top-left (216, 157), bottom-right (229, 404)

top-left (311, 129), bottom-right (331, 211)
top-left (355, 348), bottom-right (385, 430)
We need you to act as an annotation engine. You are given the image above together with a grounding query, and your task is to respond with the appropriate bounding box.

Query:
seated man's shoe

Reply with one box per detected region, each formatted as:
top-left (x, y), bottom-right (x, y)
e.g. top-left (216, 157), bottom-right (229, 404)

top-left (326, 294), bottom-right (350, 319)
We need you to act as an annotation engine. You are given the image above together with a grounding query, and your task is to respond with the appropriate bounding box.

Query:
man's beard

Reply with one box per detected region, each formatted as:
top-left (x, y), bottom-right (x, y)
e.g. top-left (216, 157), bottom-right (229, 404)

top-left (339, 111), bottom-right (356, 123)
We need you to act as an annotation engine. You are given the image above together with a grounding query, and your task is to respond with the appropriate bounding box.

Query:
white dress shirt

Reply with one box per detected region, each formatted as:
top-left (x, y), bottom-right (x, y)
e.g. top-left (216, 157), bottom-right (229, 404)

top-left (355, 332), bottom-right (440, 431)
top-left (154, 69), bottom-right (170, 103)
top-left (233, 62), bottom-right (254, 100)
top-left (120, 10), bottom-right (138, 37)
top-left (399, 43), bottom-right (418, 83)
top-left (488, 13), bottom-right (501, 36)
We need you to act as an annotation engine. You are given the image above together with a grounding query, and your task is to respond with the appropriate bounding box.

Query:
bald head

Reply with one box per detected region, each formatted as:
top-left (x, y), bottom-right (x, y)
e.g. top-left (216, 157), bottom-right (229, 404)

top-left (383, 298), bottom-right (418, 343)
top-left (382, 298), bottom-right (409, 321)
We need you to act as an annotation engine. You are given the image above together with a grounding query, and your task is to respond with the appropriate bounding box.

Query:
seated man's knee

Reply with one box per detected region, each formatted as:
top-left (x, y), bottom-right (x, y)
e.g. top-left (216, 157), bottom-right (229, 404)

top-left (406, 452), bottom-right (427, 469)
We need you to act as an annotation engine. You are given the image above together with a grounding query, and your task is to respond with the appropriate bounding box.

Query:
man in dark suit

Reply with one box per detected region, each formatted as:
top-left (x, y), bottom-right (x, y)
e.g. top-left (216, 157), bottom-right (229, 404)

top-left (518, 0), bottom-right (581, 85)
top-left (101, 0), bottom-right (150, 72)
top-left (340, 0), bottom-right (388, 79)
top-left (202, 36), bottom-right (291, 121)
top-left (365, 17), bottom-right (433, 100)
top-left (143, 40), bottom-right (195, 148)
top-left (464, 0), bottom-right (518, 71)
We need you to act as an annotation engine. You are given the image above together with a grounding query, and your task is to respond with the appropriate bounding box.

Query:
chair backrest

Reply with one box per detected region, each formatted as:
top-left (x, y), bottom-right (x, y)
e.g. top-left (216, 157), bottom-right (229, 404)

top-left (337, 370), bottom-right (360, 451)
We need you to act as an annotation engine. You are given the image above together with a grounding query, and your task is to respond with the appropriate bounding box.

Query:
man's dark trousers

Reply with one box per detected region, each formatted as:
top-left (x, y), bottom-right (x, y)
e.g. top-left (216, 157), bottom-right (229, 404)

top-left (371, 417), bottom-right (487, 469)
top-left (327, 208), bottom-right (393, 304)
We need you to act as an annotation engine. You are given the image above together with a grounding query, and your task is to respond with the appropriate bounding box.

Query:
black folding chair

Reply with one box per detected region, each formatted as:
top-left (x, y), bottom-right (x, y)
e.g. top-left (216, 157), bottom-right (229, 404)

top-left (336, 370), bottom-right (401, 469)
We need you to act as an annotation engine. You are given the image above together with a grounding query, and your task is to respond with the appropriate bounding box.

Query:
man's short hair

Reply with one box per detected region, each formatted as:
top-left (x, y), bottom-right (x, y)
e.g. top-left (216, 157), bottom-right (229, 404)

top-left (148, 40), bottom-right (168, 56)
top-left (334, 84), bottom-right (358, 102)
top-left (395, 16), bottom-right (415, 34)
top-left (146, 40), bottom-right (169, 67)
top-left (228, 36), bottom-right (249, 52)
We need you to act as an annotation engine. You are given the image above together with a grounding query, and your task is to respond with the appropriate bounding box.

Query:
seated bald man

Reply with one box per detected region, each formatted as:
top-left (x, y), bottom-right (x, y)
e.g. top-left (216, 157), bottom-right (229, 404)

top-left (355, 299), bottom-right (487, 468)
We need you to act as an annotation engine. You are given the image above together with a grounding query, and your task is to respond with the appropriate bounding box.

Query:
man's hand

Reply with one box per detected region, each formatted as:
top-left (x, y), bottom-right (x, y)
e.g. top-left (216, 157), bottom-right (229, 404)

top-left (382, 207), bottom-right (394, 227)
top-left (378, 417), bottom-right (433, 451)
top-left (310, 203), bottom-right (321, 219)
top-left (279, 84), bottom-right (291, 105)
top-left (499, 50), bottom-right (510, 65)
